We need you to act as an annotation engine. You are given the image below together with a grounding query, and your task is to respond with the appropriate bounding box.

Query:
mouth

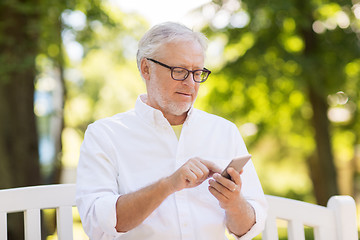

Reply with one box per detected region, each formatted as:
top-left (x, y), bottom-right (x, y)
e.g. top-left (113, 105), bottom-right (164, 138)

top-left (176, 92), bottom-right (191, 96)
top-left (176, 90), bottom-right (193, 97)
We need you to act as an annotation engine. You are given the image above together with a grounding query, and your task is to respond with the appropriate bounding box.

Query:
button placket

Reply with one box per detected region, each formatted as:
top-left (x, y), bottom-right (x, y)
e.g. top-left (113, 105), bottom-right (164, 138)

top-left (173, 123), bottom-right (195, 239)
top-left (174, 190), bottom-right (194, 240)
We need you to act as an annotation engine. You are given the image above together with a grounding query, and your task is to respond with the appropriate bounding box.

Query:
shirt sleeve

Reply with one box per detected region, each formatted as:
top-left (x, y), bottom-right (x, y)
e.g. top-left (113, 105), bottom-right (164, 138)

top-left (227, 124), bottom-right (268, 240)
top-left (75, 123), bottom-right (125, 239)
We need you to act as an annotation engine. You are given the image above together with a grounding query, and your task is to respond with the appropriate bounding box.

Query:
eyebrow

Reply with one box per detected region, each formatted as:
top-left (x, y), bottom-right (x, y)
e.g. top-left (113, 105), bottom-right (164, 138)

top-left (174, 63), bottom-right (204, 70)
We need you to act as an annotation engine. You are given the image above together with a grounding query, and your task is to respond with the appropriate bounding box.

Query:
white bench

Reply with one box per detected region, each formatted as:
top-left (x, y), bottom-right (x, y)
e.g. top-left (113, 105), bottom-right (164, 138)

top-left (0, 184), bottom-right (75, 240)
top-left (0, 184), bottom-right (358, 240)
top-left (263, 195), bottom-right (358, 240)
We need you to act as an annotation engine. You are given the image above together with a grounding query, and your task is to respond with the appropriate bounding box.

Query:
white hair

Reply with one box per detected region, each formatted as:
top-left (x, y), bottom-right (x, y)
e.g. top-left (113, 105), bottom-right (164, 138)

top-left (136, 22), bottom-right (208, 74)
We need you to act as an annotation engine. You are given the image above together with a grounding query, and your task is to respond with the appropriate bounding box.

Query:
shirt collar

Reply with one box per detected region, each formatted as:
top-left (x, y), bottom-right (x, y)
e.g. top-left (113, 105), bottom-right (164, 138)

top-left (135, 94), bottom-right (195, 127)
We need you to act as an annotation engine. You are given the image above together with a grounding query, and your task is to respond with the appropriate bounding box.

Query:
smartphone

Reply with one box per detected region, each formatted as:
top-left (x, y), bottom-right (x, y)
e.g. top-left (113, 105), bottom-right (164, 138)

top-left (221, 154), bottom-right (252, 180)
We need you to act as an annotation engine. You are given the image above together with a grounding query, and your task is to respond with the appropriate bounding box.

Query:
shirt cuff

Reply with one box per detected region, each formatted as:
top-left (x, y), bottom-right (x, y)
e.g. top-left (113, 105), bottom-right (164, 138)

top-left (227, 200), bottom-right (267, 240)
top-left (94, 194), bottom-right (122, 237)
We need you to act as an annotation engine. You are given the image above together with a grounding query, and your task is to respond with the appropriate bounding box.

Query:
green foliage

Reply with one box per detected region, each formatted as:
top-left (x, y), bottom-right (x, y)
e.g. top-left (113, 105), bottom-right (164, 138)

top-left (197, 0), bottom-right (360, 200)
top-left (63, 5), bottom-right (147, 133)
top-left (1, 0), bottom-right (148, 185)
top-left (61, 4), bottom-right (148, 167)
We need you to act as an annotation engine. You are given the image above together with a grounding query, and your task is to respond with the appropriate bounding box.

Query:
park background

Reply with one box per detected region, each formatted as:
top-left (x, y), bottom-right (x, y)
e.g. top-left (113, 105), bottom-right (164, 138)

top-left (0, 0), bottom-right (359, 239)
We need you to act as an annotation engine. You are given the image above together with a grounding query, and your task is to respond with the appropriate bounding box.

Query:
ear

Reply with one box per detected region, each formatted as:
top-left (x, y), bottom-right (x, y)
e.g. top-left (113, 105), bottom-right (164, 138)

top-left (140, 58), bottom-right (151, 81)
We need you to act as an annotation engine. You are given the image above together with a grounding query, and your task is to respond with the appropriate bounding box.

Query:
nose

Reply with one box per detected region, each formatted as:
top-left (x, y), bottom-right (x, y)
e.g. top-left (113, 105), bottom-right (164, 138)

top-left (182, 72), bottom-right (196, 87)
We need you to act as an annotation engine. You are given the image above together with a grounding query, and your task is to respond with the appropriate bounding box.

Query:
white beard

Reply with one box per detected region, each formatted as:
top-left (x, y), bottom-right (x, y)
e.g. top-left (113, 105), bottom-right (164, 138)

top-left (147, 74), bottom-right (194, 116)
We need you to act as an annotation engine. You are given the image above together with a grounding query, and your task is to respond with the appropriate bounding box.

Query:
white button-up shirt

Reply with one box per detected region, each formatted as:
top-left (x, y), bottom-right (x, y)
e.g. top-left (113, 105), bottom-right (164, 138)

top-left (76, 94), bottom-right (267, 240)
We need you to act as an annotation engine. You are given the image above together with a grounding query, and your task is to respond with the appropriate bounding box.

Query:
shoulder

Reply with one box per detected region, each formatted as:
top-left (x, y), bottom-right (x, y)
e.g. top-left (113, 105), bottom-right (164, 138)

top-left (86, 109), bottom-right (136, 133)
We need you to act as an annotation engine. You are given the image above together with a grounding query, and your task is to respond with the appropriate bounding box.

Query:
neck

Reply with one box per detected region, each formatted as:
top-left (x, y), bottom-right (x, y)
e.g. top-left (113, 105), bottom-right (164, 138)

top-left (141, 94), bottom-right (190, 125)
top-left (165, 112), bottom-right (187, 125)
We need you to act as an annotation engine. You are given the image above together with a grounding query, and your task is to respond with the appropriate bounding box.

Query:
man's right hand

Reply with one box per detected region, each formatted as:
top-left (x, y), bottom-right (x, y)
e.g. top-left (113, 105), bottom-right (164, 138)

top-left (115, 158), bottom-right (221, 232)
top-left (166, 157), bottom-right (222, 192)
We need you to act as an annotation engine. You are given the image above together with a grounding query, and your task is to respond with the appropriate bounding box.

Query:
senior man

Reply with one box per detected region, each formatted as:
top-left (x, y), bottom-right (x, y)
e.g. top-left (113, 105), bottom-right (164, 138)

top-left (76, 22), bottom-right (267, 240)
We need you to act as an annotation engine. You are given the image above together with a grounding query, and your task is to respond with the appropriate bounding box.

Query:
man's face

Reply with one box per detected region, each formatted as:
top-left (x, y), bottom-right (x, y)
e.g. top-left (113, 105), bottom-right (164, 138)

top-left (143, 40), bottom-right (204, 123)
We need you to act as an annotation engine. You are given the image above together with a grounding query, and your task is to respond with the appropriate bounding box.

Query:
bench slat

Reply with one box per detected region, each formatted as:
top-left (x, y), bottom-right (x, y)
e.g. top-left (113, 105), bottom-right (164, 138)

top-left (288, 219), bottom-right (304, 240)
top-left (262, 214), bottom-right (278, 240)
top-left (0, 212), bottom-right (7, 240)
top-left (57, 206), bottom-right (74, 240)
top-left (24, 209), bottom-right (41, 240)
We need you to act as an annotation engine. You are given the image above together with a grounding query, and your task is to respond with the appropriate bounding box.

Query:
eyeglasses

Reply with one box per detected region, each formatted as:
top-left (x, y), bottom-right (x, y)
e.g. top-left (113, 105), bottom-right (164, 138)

top-left (146, 58), bottom-right (211, 83)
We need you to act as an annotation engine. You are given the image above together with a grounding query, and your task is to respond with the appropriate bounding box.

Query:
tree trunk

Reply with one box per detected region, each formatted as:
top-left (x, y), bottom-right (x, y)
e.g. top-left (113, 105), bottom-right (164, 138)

top-left (295, 0), bottom-right (339, 205)
top-left (0, 1), bottom-right (42, 239)
top-left (307, 86), bottom-right (339, 205)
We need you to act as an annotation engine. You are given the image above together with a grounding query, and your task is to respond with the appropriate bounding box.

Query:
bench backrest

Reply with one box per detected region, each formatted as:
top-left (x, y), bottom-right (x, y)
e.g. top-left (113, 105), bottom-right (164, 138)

top-left (0, 184), bottom-right (76, 240)
top-left (0, 184), bottom-right (358, 240)
top-left (263, 195), bottom-right (358, 240)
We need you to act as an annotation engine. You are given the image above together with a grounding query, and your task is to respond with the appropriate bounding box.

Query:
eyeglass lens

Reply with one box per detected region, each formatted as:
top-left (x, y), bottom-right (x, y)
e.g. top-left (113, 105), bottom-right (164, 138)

top-left (172, 67), bottom-right (209, 82)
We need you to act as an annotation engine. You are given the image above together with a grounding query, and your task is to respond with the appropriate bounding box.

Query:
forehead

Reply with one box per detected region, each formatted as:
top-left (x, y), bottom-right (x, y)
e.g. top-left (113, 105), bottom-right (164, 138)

top-left (156, 40), bottom-right (205, 66)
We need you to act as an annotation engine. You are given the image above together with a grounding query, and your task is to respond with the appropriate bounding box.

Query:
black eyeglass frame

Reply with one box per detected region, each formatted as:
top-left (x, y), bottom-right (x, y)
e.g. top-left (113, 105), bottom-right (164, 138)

top-left (146, 58), bottom-right (211, 83)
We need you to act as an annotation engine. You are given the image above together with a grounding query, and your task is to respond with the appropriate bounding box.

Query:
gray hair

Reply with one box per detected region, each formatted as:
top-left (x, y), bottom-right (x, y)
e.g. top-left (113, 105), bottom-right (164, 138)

top-left (136, 22), bottom-right (208, 73)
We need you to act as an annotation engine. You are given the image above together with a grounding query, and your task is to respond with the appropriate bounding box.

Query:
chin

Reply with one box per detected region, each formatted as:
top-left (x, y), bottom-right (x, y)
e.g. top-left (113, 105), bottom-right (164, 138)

top-left (167, 102), bottom-right (192, 116)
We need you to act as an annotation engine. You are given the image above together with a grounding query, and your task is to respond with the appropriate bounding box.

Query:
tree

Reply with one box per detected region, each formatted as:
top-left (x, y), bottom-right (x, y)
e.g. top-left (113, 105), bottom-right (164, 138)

top-left (0, 1), bottom-right (42, 238)
top-left (0, 0), bottom-right (115, 238)
top-left (198, 0), bottom-right (360, 205)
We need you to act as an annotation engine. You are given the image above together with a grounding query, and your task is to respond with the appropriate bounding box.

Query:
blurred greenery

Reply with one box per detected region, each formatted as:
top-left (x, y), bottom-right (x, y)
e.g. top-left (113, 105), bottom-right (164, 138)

top-left (195, 0), bottom-right (360, 205)
top-left (0, 0), bottom-right (146, 239)
top-left (1, 0), bottom-right (360, 239)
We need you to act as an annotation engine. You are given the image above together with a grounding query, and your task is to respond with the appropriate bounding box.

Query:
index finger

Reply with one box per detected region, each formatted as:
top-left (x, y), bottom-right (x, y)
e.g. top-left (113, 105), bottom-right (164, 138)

top-left (200, 159), bottom-right (222, 174)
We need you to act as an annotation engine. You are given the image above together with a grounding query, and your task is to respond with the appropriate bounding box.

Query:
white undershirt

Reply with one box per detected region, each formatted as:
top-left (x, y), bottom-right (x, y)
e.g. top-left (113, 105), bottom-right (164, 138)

top-left (171, 124), bottom-right (183, 140)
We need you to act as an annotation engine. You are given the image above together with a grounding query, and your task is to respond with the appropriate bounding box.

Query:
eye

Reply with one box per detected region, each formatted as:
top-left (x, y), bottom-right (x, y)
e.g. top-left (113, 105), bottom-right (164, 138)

top-left (173, 68), bottom-right (187, 75)
top-left (194, 71), bottom-right (202, 77)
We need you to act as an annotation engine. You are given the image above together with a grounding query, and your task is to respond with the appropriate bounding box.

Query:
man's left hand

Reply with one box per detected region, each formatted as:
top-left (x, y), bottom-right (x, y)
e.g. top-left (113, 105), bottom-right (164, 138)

top-left (208, 167), bottom-right (243, 211)
top-left (208, 167), bottom-right (256, 237)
